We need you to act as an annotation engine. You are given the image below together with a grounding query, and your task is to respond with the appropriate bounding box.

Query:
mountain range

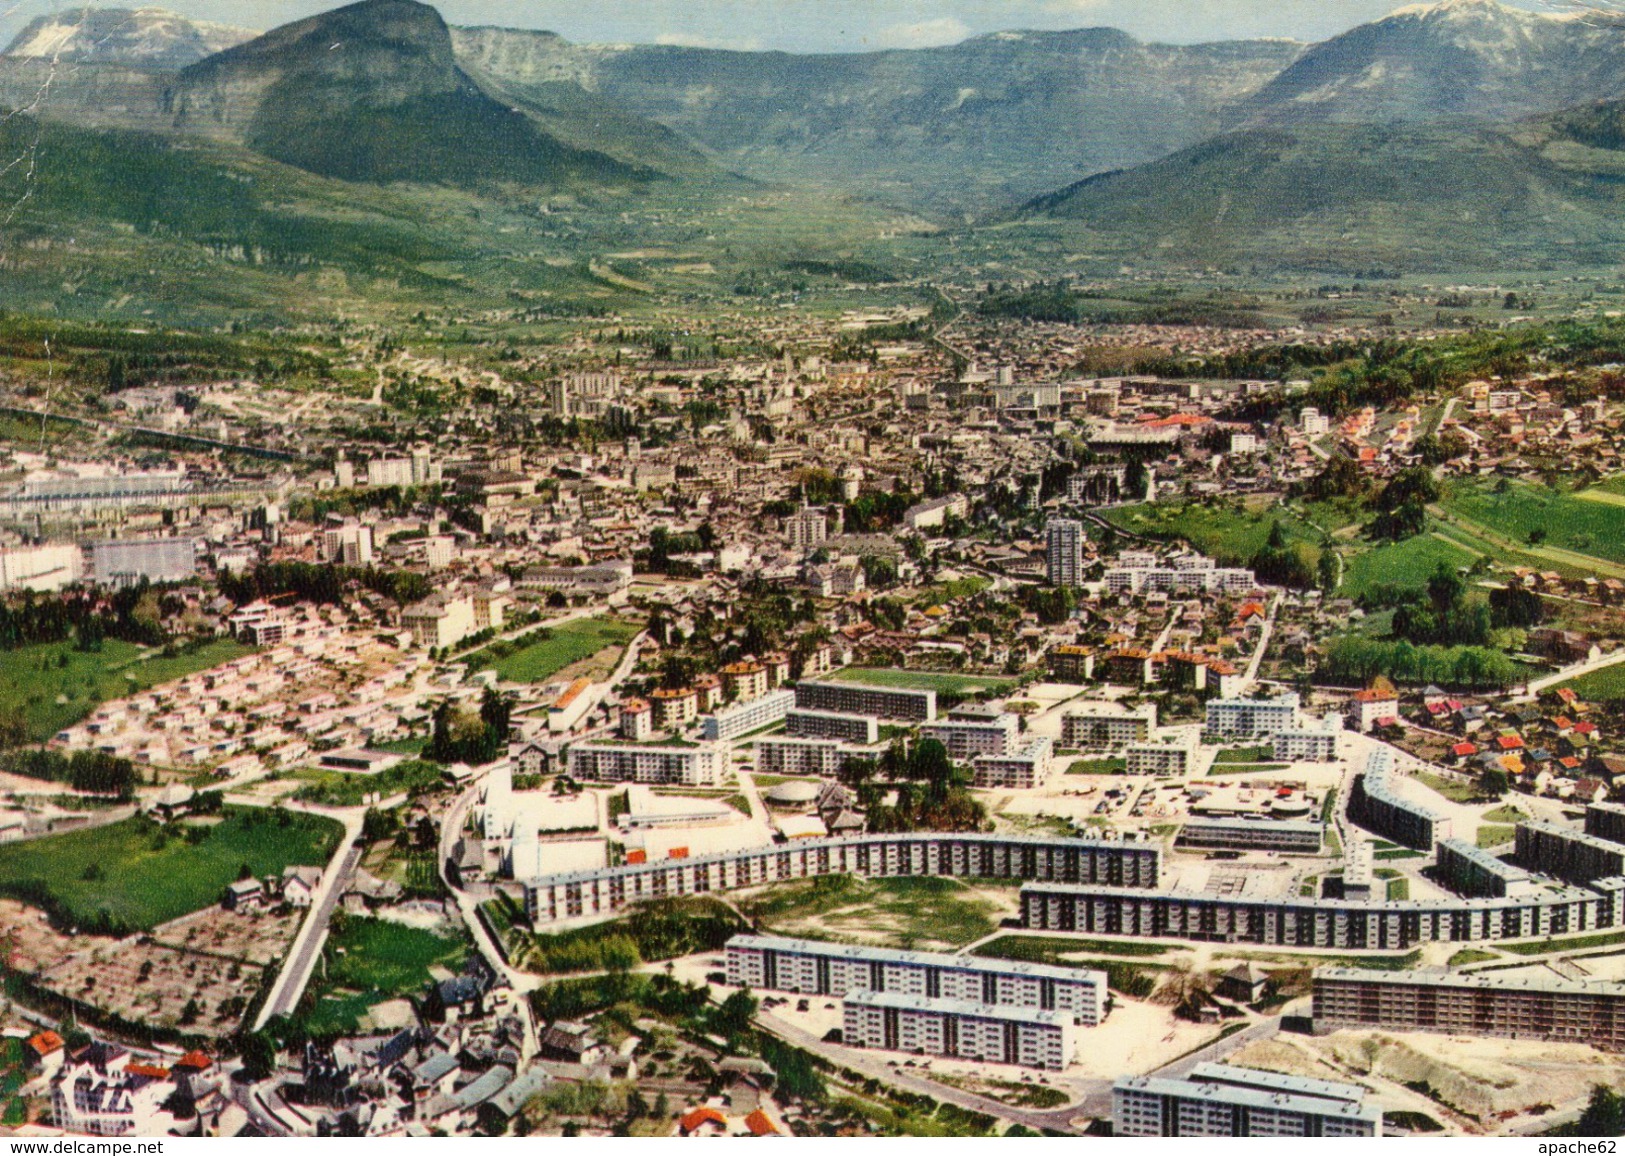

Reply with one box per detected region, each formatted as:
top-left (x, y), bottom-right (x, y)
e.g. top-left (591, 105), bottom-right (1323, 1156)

top-left (3, 0), bottom-right (1625, 298)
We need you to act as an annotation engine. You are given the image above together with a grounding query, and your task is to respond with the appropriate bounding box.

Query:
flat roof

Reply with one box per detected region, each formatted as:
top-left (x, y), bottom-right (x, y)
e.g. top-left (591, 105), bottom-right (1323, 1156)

top-left (1316, 967), bottom-right (1625, 997)
top-left (1521, 820), bottom-right (1625, 858)
top-left (1190, 1062), bottom-right (1367, 1105)
top-left (1021, 881), bottom-right (1599, 913)
top-left (1437, 838), bottom-right (1532, 881)
top-left (844, 988), bottom-right (1072, 1028)
top-left (728, 933), bottom-right (1106, 988)
top-left (1180, 818), bottom-right (1324, 834)
top-left (1116, 1072), bottom-right (1380, 1122)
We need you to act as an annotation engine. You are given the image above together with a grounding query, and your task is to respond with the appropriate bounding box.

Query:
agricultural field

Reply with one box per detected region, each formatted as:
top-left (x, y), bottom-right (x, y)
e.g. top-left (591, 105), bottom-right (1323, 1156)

top-left (830, 667), bottom-right (1017, 696)
top-left (0, 807), bottom-right (342, 932)
top-left (301, 914), bottom-right (467, 1036)
top-left (1555, 662), bottom-right (1625, 702)
top-left (0, 638), bottom-right (254, 742)
top-left (464, 616), bottom-right (641, 684)
top-left (293, 758), bottom-right (444, 807)
top-left (1439, 480), bottom-right (1625, 574)
top-left (1338, 533), bottom-right (1483, 598)
top-left (1103, 497), bottom-right (1323, 565)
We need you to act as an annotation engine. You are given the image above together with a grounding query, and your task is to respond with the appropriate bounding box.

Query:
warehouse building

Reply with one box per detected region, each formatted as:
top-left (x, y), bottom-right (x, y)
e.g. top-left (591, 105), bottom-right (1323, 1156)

top-left (1113, 1063), bottom-right (1380, 1137)
top-left (725, 934), bottom-right (1107, 1025)
top-left (1313, 968), bottom-right (1625, 1052)
top-left (843, 990), bottom-right (1074, 1071)
top-left (526, 832), bottom-right (1162, 925)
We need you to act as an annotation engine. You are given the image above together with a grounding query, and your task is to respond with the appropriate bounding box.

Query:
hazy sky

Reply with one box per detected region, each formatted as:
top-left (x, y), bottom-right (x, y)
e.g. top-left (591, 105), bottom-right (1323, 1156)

top-left (0, 0), bottom-right (1578, 53)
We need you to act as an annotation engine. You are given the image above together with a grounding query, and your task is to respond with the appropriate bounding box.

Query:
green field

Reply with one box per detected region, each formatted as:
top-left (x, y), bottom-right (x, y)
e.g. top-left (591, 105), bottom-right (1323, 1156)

top-left (1067, 757), bottom-right (1127, 774)
top-left (293, 759), bottom-right (444, 807)
top-left (0, 638), bottom-right (254, 741)
top-left (302, 915), bottom-right (467, 1035)
top-left (739, 874), bottom-right (1004, 950)
top-left (0, 807), bottom-right (342, 932)
top-left (972, 935), bottom-right (1170, 961)
top-left (1102, 499), bottom-right (1320, 565)
top-left (1555, 662), bottom-right (1625, 702)
top-left (1499, 929), bottom-right (1625, 956)
top-left (1442, 480), bottom-right (1625, 572)
top-left (465, 616), bottom-right (641, 684)
top-left (830, 668), bottom-right (1016, 696)
top-left (1339, 533), bottom-right (1482, 598)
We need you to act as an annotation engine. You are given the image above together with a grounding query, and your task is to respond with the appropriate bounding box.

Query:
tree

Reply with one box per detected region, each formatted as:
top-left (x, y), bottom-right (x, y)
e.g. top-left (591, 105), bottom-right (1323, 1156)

top-left (716, 988), bottom-right (759, 1038)
top-left (239, 1031), bottom-right (278, 1081)
top-left (1478, 768), bottom-right (1511, 798)
top-left (1574, 1085), bottom-right (1625, 1137)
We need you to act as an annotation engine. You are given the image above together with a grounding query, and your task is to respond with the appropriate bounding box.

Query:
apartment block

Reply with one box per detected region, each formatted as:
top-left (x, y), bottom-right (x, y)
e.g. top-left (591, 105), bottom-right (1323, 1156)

top-left (972, 737), bottom-right (1055, 790)
top-left (922, 714), bottom-right (1019, 761)
top-left (1272, 719), bottom-right (1341, 763)
top-left (785, 709), bottom-right (879, 745)
top-left (794, 680), bottom-right (937, 722)
top-left (1204, 693), bottom-right (1300, 743)
top-left (564, 741), bottom-right (725, 788)
top-left (1585, 801), bottom-right (1625, 846)
top-left (701, 688), bottom-right (795, 742)
top-left (1113, 1063), bottom-right (1379, 1137)
top-left (1313, 967), bottom-right (1625, 1052)
top-left (725, 934), bottom-right (1107, 1024)
top-left (0, 543), bottom-right (83, 592)
top-left (1175, 818), bottom-right (1323, 855)
top-left (1437, 838), bottom-right (1536, 898)
top-left (1020, 878), bottom-right (1625, 951)
top-left (1048, 645), bottom-right (1096, 682)
top-left (1046, 519), bottom-right (1088, 588)
top-left (1126, 733), bottom-right (1198, 777)
top-left (755, 736), bottom-right (870, 778)
top-left (721, 661), bottom-right (770, 703)
top-left (843, 989), bottom-right (1074, 1071)
top-left (648, 686), bottom-right (700, 731)
top-left (525, 833), bottom-right (1162, 925)
top-left (89, 537), bottom-right (196, 587)
top-left (1061, 702), bottom-right (1155, 749)
top-left (1348, 748), bottom-right (1449, 851)
top-left (1516, 820), bottom-right (1625, 885)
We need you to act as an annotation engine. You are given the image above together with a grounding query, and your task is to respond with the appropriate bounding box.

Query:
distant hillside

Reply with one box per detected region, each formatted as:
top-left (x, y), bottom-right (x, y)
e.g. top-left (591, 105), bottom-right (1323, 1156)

top-left (3, 6), bottom-right (255, 68)
top-left (452, 25), bottom-right (1304, 215)
top-left (1234, 0), bottom-right (1625, 127)
top-left (166, 0), bottom-right (647, 190)
top-left (1019, 115), bottom-right (1625, 272)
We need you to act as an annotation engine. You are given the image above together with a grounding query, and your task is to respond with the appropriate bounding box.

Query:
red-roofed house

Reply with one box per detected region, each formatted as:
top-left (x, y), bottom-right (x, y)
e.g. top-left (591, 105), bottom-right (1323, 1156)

top-left (680, 1107), bottom-right (727, 1136)
top-left (744, 1109), bottom-right (781, 1137)
top-left (1496, 734), bottom-right (1526, 752)
top-left (1348, 688), bottom-right (1400, 733)
top-left (1450, 742), bottom-right (1478, 762)
top-left (25, 1031), bottom-right (65, 1077)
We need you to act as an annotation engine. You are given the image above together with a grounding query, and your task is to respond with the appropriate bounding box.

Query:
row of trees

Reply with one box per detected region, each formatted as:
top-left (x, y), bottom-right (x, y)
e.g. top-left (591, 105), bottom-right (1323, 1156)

top-left (218, 560), bottom-right (432, 607)
top-left (0, 748), bottom-right (137, 798)
top-left (428, 688), bottom-right (512, 765)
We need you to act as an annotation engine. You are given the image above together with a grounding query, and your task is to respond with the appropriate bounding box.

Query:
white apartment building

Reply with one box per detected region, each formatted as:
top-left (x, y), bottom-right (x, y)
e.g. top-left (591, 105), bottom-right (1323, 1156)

top-left (566, 741), bottom-right (726, 787)
top-left (922, 714), bottom-right (1019, 761)
top-left (972, 737), bottom-right (1054, 790)
top-left (1062, 703), bottom-right (1156, 749)
top-left (843, 990), bottom-right (1074, 1071)
top-left (1126, 733), bottom-right (1198, 777)
top-left (1114, 1063), bottom-right (1379, 1137)
top-left (320, 519), bottom-right (374, 566)
top-left (785, 507), bottom-right (829, 551)
top-left (1204, 693), bottom-right (1301, 742)
top-left (785, 709), bottom-right (879, 745)
top-left (755, 736), bottom-right (872, 778)
top-left (1046, 518), bottom-right (1088, 588)
top-left (0, 543), bottom-right (83, 592)
top-left (702, 688), bottom-right (796, 742)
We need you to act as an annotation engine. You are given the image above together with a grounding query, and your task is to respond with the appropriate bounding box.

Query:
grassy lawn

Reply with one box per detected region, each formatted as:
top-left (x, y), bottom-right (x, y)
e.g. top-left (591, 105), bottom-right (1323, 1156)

top-left (465, 616), bottom-right (641, 684)
top-left (739, 874), bottom-right (1002, 950)
top-left (829, 667), bottom-right (1016, 696)
top-left (1500, 930), bottom-right (1625, 956)
top-left (1214, 746), bottom-right (1274, 764)
top-left (1067, 757), bottom-right (1127, 774)
top-left (1387, 877), bottom-right (1410, 901)
top-left (0, 807), bottom-right (342, 932)
top-left (1554, 662), bottom-right (1625, 703)
top-left (1102, 498), bottom-right (1320, 566)
top-left (1483, 805), bottom-right (1526, 823)
top-left (1414, 770), bottom-right (1486, 804)
top-left (1340, 533), bottom-right (1482, 599)
top-left (293, 759), bottom-right (445, 807)
top-left (1476, 824), bottom-right (1515, 848)
top-left (1448, 948), bottom-right (1499, 966)
top-left (302, 915), bottom-right (466, 1035)
top-left (971, 935), bottom-right (1169, 961)
top-left (913, 576), bottom-right (991, 607)
top-left (0, 637), bottom-right (253, 741)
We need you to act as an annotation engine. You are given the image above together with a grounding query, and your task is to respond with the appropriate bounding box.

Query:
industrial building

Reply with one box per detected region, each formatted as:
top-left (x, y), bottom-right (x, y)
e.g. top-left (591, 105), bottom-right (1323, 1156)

top-left (725, 935), bottom-right (1107, 1024)
top-left (843, 989), bottom-right (1074, 1071)
top-left (1113, 1063), bottom-right (1380, 1137)
top-left (1313, 968), bottom-right (1625, 1052)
